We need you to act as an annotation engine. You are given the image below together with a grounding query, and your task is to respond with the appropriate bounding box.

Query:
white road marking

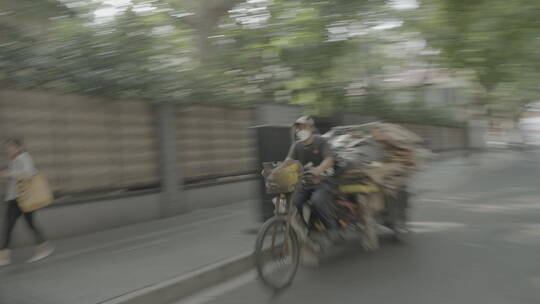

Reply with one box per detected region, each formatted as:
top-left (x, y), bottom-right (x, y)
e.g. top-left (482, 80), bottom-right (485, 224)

top-left (408, 221), bottom-right (467, 233)
top-left (110, 238), bottom-right (168, 255)
top-left (460, 242), bottom-right (485, 249)
top-left (501, 224), bottom-right (540, 245)
top-left (417, 198), bottom-right (446, 203)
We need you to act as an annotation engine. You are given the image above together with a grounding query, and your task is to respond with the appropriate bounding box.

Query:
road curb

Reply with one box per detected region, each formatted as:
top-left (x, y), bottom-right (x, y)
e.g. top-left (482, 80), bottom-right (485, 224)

top-left (100, 252), bottom-right (254, 304)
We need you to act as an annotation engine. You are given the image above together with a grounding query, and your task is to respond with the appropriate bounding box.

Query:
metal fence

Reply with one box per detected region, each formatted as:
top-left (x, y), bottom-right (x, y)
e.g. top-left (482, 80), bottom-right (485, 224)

top-left (0, 90), bottom-right (159, 194)
top-left (176, 105), bottom-right (257, 180)
top-left (0, 90), bottom-right (259, 195)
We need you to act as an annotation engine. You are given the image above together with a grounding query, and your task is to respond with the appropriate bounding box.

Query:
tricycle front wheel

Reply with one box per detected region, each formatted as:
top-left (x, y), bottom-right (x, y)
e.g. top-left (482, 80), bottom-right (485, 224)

top-left (254, 216), bottom-right (300, 291)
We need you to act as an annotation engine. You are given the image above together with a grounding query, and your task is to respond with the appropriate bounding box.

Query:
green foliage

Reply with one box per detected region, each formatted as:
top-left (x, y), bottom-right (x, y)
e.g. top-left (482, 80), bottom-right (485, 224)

top-left (411, 0), bottom-right (540, 116)
top-left (2, 0), bottom-right (498, 125)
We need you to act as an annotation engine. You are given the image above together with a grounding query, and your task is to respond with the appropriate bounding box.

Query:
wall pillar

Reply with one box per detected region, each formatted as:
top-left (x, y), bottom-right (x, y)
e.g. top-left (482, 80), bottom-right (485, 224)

top-left (155, 102), bottom-right (186, 216)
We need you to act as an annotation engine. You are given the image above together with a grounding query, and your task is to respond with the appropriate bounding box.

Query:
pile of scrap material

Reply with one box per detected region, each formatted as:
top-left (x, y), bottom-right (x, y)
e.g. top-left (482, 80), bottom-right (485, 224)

top-left (322, 122), bottom-right (426, 196)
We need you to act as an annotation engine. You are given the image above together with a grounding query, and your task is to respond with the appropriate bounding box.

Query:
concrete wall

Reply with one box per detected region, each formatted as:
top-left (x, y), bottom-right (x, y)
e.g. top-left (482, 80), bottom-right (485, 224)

top-left (402, 123), bottom-right (468, 151)
top-left (6, 179), bottom-right (259, 247)
top-left (468, 119), bottom-right (488, 149)
top-left (185, 179), bottom-right (258, 212)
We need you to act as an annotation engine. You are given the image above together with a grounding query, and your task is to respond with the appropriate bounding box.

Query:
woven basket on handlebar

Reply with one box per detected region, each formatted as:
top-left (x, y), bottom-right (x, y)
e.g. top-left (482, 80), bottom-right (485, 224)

top-left (262, 161), bottom-right (302, 194)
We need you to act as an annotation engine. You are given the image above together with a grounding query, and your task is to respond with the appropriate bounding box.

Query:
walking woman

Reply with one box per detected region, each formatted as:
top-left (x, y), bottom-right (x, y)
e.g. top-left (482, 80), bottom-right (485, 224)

top-left (0, 138), bottom-right (53, 266)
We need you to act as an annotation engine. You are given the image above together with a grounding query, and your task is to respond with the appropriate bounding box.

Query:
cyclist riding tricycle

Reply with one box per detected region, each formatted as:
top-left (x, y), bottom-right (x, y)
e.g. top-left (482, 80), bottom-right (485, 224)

top-left (255, 117), bottom-right (413, 290)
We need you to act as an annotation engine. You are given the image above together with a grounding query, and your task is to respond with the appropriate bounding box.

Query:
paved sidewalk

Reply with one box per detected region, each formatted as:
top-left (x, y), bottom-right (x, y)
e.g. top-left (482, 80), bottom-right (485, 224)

top-left (0, 200), bottom-right (259, 304)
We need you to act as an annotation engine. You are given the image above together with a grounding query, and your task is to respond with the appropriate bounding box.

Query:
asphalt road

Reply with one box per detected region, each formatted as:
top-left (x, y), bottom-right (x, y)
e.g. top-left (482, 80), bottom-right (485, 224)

top-left (181, 151), bottom-right (540, 304)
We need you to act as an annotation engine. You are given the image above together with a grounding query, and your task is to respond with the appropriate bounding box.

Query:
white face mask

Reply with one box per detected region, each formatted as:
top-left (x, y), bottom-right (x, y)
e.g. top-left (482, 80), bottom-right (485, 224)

top-left (296, 129), bottom-right (312, 142)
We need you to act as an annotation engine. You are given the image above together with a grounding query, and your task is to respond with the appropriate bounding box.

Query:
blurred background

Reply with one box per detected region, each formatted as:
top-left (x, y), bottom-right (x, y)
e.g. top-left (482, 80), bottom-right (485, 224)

top-left (3, 0), bottom-right (540, 117)
top-left (4, 0), bottom-right (540, 197)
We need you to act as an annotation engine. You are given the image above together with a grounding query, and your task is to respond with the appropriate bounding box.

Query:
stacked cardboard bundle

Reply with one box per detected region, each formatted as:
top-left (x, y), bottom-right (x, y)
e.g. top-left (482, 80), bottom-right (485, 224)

top-left (323, 122), bottom-right (426, 196)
